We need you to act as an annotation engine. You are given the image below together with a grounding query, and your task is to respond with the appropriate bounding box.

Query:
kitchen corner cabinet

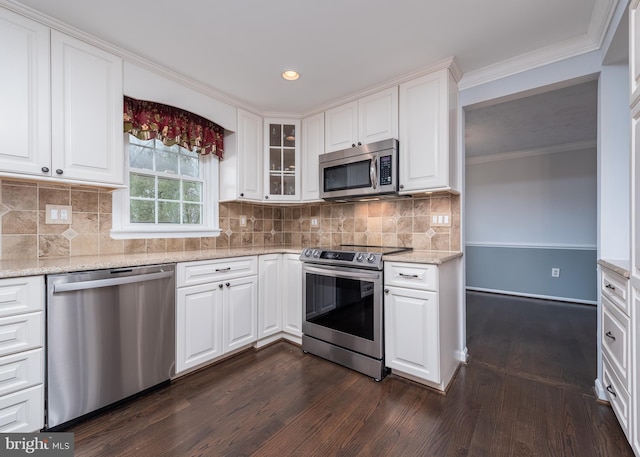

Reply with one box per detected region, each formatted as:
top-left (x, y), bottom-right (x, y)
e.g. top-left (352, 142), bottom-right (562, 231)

top-left (384, 259), bottom-right (460, 391)
top-left (258, 254), bottom-right (283, 341)
top-left (301, 113), bottom-right (324, 201)
top-left (398, 68), bottom-right (459, 193)
top-left (0, 276), bottom-right (45, 433)
top-left (324, 87), bottom-right (398, 153)
top-left (264, 119), bottom-right (300, 201)
top-left (176, 257), bottom-right (258, 374)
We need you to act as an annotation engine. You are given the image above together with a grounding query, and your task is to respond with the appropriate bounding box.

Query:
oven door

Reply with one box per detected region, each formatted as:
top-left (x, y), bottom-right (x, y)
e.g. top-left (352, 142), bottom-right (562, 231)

top-left (302, 263), bottom-right (383, 359)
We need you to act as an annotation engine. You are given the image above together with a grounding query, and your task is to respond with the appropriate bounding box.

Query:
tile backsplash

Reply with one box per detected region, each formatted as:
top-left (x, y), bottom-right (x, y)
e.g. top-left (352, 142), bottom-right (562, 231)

top-left (0, 179), bottom-right (459, 260)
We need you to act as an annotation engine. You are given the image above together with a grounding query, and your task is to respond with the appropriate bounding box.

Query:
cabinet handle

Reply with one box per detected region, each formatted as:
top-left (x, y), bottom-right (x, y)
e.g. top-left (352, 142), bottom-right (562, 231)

top-left (215, 267), bottom-right (231, 272)
top-left (218, 284), bottom-right (223, 289)
top-left (605, 283), bottom-right (616, 291)
top-left (41, 166), bottom-right (50, 173)
top-left (225, 282), bottom-right (230, 287)
top-left (399, 273), bottom-right (419, 279)
top-left (605, 331), bottom-right (616, 341)
top-left (384, 289), bottom-right (389, 294)
top-left (606, 384), bottom-right (617, 398)
top-left (399, 184), bottom-right (404, 189)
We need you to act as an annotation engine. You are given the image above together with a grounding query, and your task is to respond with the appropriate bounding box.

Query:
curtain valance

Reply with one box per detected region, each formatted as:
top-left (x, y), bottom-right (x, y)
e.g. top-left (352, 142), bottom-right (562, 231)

top-left (123, 96), bottom-right (224, 159)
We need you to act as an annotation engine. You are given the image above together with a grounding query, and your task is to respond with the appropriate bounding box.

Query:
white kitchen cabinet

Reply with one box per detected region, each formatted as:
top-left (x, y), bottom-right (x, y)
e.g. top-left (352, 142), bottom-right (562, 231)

top-left (282, 254), bottom-right (303, 342)
top-left (0, 276), bottom-right (44, 433)
top-left (264, 119), bottom-right (300, 201)
top-left (0, 8), bottom-right (50, 177)
top-left (398, 68), bottom-right (459, 193)
top-left (51, 31), bottom-right (123, 185)
top-left (176, 257), bottom-right (258, 375)
top-left (384, 259), bottom-right (460, 391)
top-left (258, 254), bottom-right (283, 341)
top-left (631, 0), bottom-right (640, 105)
top-left (301, 113), bottom-right (324, 201)
top-left (324, 87), bottom-right (398, 153)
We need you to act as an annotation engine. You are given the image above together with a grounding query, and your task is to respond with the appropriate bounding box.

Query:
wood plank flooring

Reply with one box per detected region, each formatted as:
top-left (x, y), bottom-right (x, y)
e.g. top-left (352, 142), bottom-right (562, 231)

top-left (67, 291), bottom-right (633, 456)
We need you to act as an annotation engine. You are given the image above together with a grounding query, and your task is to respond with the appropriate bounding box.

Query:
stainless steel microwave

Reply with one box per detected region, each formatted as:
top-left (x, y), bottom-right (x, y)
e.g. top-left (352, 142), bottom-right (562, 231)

top-left (319, 139), bottom-right (399, 201)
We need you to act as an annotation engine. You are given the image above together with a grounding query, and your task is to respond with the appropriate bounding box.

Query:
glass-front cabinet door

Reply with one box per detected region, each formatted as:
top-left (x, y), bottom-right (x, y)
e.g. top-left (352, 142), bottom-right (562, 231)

top-left (264, 119), bottom-right (300, 201)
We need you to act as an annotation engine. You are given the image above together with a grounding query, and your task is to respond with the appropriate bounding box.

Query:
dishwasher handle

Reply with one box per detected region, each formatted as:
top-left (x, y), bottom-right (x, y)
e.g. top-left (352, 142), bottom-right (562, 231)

top-left (52, 270), bottom-right (174, 293)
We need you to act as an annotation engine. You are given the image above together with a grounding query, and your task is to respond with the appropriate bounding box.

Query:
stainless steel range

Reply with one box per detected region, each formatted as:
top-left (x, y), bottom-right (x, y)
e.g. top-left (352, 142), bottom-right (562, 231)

top-left (300, 245), bottom-right (411, 380)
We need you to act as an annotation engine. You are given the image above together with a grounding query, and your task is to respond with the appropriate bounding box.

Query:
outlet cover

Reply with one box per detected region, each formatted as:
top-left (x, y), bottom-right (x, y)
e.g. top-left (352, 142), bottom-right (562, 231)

top-left (551, 268), bottom-right (560, 278)
top-left (431, 213), bottom-right (452, 227)
top-left (46, 205), bottom-right (72, 224)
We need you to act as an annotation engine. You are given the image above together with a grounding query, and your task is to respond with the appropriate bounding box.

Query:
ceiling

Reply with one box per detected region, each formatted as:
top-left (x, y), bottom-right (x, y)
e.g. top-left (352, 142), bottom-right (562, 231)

top-left (8, 0), bottom-right (617, 115)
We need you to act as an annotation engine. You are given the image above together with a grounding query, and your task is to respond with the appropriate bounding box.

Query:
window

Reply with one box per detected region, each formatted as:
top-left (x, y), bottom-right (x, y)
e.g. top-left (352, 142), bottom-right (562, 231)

top-left (111, 135), bottom-right (220, 239)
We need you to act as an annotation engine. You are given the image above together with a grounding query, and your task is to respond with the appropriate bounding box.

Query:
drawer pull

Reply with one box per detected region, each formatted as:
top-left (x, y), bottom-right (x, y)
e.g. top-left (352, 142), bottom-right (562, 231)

top-left (605, 331), bottom-right (616, 341)
top-left (605, 283), bottom-right (616, 291)
top-left (606, 385), bottom-right (617, 398)
top-left (398, 273), bottom-right (419, 279)
top-left (215, 267), bottom-right (231, 272)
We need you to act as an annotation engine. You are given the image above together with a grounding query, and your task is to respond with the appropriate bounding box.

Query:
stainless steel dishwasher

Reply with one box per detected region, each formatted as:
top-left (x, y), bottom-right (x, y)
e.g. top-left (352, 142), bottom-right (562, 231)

top-left (45, 264), bottom-right (175, 429)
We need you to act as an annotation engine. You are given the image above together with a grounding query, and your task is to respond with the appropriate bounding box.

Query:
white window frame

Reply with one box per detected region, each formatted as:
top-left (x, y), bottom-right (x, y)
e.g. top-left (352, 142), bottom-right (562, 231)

top-left (111, 135), bottom-right (220, 239)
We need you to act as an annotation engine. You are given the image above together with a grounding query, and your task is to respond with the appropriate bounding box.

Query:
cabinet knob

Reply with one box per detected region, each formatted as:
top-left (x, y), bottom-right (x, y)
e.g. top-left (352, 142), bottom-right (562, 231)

top-left (240, 193), bottom-right (244, 197)
top-left (606, 384), bottom-right (617, 398)
top-left (357, 142), bottom-right (362, 146)
top-left (55, 169), bottom-right (63, 175)
top-left (265, 195), bottom-right (269, 199)
top-left (225, 282), bottom-right (230, 287)
top-left (351, 143), bottom-right (356, 148)
top-left (384, 289), bottom-right (390, 294)
top-left (41, 166), bottom-right (50, 173)
top-left (399, 184), bottom-right (404, 189)
top-left (219, 284), bottom-right (223, 289)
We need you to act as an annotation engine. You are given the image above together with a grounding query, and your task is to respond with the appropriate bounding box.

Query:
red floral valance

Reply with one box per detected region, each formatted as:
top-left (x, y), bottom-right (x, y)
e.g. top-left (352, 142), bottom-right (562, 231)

top-left (123, 96), bottom-right (224, 159)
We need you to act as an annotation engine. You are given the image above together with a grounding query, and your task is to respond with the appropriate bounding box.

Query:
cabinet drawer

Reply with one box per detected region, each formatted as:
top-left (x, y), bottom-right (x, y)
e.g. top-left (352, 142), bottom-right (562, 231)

top-left (601, 269), bottom-right (629, 315)
top-left (0, 348), bottom-right (43, 397)
top-left (384, 262), bottom-right (438, 291)
top-left (601, 296), bottom-right (630, 388)
top-left (0, 384), bottom-right (44, 432)
top-left (603, 357), bottom-right (631, 440)
top-left (177, 257), bottom-right (258, 287)
top-left (0, 276), bottom-right (44, 318)
top-left (0, 312), bottom-right (43, 357)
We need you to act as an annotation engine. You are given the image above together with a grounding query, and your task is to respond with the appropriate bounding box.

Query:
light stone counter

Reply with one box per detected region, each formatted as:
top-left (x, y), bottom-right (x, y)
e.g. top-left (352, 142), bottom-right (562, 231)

top-left (382, 250), bottom-right (462, 264)
top-left (598, 259), bottom-right (630, 279)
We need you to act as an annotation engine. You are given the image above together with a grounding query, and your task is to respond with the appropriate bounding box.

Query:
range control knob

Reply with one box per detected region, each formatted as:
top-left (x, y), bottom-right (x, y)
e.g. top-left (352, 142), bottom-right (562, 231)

top-left (367, 254), bottom-right (376, 263)
top-left (313, 249), bottom-right (321, 258)
top-left (356, 253), bottom-right (364, 262)
top-left (304, 249), bottom-right (312, 257)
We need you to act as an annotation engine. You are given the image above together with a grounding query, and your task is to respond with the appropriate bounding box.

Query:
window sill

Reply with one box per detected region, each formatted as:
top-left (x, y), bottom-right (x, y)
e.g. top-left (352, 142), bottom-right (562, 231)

top-left (110, 227), bottom-right (221, 239)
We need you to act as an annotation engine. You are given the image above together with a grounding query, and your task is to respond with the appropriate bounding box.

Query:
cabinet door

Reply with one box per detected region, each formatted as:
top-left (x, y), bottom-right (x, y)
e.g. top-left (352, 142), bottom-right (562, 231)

top-left (358, 87), bottom-right (398, 145)
top-left (324, 101), bottom-right (358, 152)
top-left (0, 384), bottom-right (44, 432)
top-left (224, 276), bottom-right (258, 352)
top-left (176, 283), bottom-right (223, 373)
top-left (0, 9), bottom-right (50, 176)
top-left (264, 119), bottom-right (300, 201)
top-left (631, 0), bottom-right (640, 105)
top-left (384, 286), bottom-right (440, 383)
top-left (301, 113), bottom-right (324, 201)
top-left (282, 254), bottom-right (303, 337)
top-left (258, 255), bottom-right (282, 339)
top-left (399, 70), bottom-right (454, 192)
top-left (51, 31), bottom-right (123, 185)
top-left (237, 109), bottom-right (263, 200)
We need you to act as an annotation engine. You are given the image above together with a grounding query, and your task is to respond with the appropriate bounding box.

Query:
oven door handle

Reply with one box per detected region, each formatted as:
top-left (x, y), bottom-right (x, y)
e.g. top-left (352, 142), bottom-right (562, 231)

top-left (302, 263), bottom-right (382, 280)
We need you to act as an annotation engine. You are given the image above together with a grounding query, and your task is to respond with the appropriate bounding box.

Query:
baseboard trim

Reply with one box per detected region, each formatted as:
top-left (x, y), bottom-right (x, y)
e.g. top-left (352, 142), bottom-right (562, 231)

top-left (594, 377), bottom-right (608, 402)
top-left (466, 287), bottom-right (597, 306)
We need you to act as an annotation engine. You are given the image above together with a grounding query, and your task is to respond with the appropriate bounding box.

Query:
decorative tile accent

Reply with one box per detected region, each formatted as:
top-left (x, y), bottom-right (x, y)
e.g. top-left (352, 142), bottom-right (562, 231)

top-left (426, 228), bottom-right (436, 238)
top-left (0, 203), bottom-right (10, 217)
top-left (225, 229), bottom-right (233, 236)
top-left (392, 212), bottom-right (401, 222)
top-left (63, 228), bottom-right (78, 240)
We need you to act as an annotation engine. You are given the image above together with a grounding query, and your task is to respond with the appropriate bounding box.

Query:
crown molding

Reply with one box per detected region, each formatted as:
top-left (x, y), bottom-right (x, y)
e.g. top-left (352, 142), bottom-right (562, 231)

top-left (465, 140), bottom-right (597, 165)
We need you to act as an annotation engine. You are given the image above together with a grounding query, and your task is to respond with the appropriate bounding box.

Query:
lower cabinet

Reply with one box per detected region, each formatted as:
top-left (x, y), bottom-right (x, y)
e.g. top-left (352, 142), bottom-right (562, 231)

top-left (282, 254), bottom-right (303, 341)
top-left (384, 259), bottom-right (461, 391)
top-left (176, 257), bottom-right (258, 375)
top-left (0, 276), bottom-right (44, 432)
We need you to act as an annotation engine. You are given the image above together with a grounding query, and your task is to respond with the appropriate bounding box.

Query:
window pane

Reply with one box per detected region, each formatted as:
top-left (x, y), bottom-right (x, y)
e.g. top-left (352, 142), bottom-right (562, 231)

top-left (180, 155), bottom-right (199, 177)
top-left (183, 181), bottom-right (202, 202)
top-left (158, 201), bottom-right (180, 223)
top-left (183, 203), bottom-right (202, 224)
top-left (156, 150), bottom-right (179, 174)
top-left (130, 174), bottom-right (156, 198)
top-left (158, 177), bottom-right (180, 200)
top-left (130, 200), bottom-right (155, 223)
top-left (129, 145), bottom-right (154, 170)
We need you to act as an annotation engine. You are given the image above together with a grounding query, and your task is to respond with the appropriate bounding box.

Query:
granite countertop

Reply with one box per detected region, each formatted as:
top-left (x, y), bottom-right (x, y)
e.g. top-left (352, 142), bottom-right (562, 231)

top-left (0, 247), bottom-right (463, 278)
top-left (598, 259), bottom-right (630, 279)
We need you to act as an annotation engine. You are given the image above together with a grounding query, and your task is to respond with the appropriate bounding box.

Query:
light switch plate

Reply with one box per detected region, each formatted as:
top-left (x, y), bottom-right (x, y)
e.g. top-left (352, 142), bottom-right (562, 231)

top-left (46, 205), bottom-right (73, 224)
top-left (430, 212), bottom-right (451, 227)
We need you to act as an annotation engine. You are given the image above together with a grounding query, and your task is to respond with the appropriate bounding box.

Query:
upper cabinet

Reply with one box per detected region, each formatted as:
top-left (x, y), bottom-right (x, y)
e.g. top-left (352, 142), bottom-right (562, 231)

top-left (264, 119), bottom-right (300, 201)
top-left (0, 9), bottom-right (124, 186)
top-left (324, 87), bottom-right (398, 153)
top-left (51, 31), bottom-right (123, 185)
top-left (398, 68), bottom-right (459, 193)
top-left (301, 113), bottom-right (324, 201)
top-left (632, 0), bottom-right (640, 105)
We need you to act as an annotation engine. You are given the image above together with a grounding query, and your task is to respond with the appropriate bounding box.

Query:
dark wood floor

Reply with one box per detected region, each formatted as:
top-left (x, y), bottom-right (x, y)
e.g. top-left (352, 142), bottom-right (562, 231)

top-left (68, 291), bottom-right (634, 456)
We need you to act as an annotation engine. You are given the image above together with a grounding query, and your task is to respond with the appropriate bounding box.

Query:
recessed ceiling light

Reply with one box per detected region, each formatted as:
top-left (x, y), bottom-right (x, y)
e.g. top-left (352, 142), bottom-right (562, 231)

top-left (282, 70), bottom-right (300, 81)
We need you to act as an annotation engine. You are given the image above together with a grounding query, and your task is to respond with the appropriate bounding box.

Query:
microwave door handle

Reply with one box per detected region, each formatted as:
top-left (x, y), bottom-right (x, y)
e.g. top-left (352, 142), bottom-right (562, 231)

top-left (370, 158), bottom-right (378, 189)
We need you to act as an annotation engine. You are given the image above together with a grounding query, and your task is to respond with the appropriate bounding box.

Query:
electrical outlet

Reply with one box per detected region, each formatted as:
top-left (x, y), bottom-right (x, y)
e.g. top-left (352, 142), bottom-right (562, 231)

top-left (239, 216), bottom-right (247, 227)
top-left (311, 218), bottom-right (319, 227)
top-left (45, 205), bottom-right (72, 224)
top-left (551, 268), bottom-right (560, 278)
top-left (430, 213), bottom-right (452, 227)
